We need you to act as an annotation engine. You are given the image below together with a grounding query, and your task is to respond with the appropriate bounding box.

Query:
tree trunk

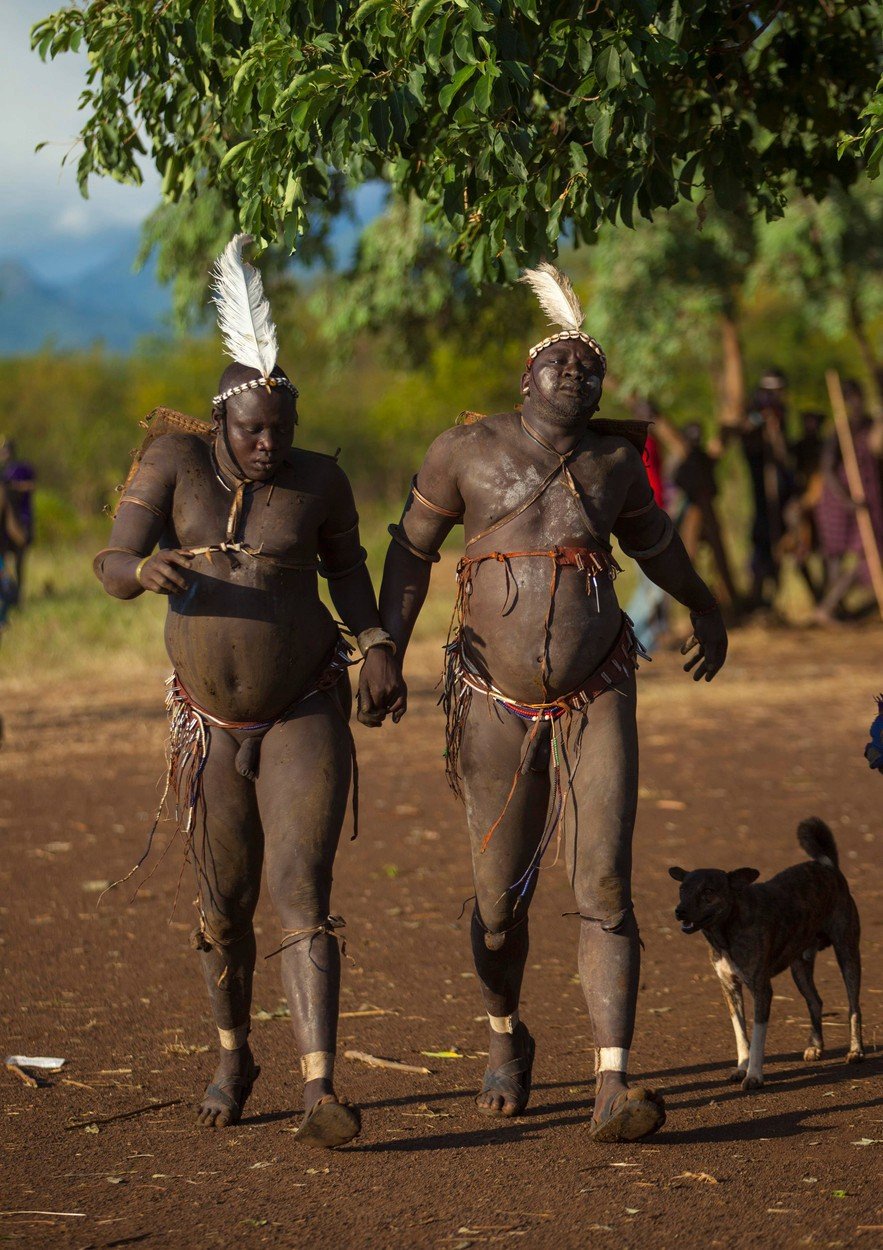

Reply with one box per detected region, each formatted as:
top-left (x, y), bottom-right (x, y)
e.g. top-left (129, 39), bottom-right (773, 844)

top-left (847, 295), bottom-right (883, 418)
top-left (716, 313), bottom-right (745, 430)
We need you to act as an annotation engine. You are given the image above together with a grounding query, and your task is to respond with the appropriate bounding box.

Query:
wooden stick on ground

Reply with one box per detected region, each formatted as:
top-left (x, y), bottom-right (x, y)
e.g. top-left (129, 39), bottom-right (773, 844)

top-left (5, 1064), bottom-right (39, 1089)
top-left (63, 1098), bottom-right (186, 1131)
top-left (826, 369), bottom-right (883, 622)
top-left (344, 1050), bottom-right (432, 1075)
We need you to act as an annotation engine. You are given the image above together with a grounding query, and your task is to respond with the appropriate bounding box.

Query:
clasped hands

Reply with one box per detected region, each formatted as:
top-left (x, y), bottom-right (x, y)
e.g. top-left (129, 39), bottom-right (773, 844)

top-left (357, 646), bottom-right (407, 727)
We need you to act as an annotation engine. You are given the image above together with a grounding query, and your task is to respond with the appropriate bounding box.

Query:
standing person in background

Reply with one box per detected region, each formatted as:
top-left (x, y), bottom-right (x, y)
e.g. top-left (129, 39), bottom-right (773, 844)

top-left (0, 438), bottom-right (36, 599)
top-left (624, 400), bottom-right (670, 649)
top-left (814, 381), bottom-right (883, 624)
top-left (738, 371), bottom-right (792, 610)
top-left (781, 411), bottom-right (827, 604)
top-left (664, 421), bottom-right (741, 616)
top-left (0, 478), bottom-right (26, 629)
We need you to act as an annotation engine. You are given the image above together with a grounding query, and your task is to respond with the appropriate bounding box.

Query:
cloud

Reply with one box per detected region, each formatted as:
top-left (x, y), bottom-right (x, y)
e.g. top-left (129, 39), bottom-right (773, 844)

top-left (0, 3), bottom-right (160, 271)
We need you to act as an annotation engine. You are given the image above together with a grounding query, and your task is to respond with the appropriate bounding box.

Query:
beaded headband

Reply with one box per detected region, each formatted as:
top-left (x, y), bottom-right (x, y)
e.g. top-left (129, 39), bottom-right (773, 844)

top-left (212, 375), bottom-right (299, 407)
top-left (528, 330), bottom-right (607, 374)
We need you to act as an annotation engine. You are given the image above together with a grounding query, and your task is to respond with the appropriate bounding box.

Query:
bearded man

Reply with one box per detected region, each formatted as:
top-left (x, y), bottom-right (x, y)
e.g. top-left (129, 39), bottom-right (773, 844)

top-left (94, 237), bottom-right (404, 1148)
top-left (365, 264), bottom-right (727, 1142)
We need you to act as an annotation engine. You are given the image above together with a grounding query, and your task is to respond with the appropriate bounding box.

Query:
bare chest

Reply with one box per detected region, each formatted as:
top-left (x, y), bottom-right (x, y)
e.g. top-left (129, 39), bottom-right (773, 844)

top-left (461, 445), bottom-right (631, 551)
top-left (169, 463), bottom-right (327, 560)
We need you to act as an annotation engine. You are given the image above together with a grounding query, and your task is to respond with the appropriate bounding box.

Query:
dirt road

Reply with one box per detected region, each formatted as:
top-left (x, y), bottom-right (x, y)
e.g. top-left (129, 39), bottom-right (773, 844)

top-left (2, 627), bottom-right (881, 1249)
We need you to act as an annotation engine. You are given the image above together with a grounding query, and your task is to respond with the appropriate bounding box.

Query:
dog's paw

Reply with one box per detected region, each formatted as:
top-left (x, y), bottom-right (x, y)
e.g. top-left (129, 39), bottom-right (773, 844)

top-left (741, 1074), bottom-right (764, 1092)
top-left (728, 1067), bottom-right (748, 1083)
top-left (846, 1048), bottom-right (865, 1064)
top-left (803, 1045), bottom-right (823, 1062)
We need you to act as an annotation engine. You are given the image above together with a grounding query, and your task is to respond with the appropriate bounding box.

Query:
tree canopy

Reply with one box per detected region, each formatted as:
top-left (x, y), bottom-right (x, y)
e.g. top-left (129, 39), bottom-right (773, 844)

top-left (34, 1), bottom-right (882, 282)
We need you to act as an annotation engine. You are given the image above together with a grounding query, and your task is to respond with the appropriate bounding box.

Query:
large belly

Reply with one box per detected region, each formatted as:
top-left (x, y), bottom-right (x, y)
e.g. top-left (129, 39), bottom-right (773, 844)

top-left (460, 557), bottom-right (623, 701)
top-left (163, 557), bottom-right (340, 721)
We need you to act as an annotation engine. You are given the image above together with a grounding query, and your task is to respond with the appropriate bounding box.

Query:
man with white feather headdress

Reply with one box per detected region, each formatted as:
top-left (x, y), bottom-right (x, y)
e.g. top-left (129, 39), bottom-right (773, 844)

top-left (94, 235), bottom-right (405, 1148)
top-left (366, 262), bottom-right (728, 1142)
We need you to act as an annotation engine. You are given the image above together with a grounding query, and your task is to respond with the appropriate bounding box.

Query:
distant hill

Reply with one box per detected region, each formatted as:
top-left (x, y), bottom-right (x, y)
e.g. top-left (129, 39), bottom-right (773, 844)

top-left (0, 184), bottom-right (387, 357)
top-left (0, 245), bottom-right (170, 355)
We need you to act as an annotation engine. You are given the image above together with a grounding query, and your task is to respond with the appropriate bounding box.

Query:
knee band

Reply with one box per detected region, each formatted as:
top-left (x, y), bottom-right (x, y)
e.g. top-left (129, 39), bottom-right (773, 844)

top-left (473, 906), bottom-right (527, 951)
top-left (566, 900), bottom-right (634, 934)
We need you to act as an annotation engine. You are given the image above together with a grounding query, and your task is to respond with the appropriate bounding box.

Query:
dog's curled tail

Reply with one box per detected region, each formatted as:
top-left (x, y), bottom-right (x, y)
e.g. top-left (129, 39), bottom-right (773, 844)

top-left (797, 817), bottom-right (839, 870)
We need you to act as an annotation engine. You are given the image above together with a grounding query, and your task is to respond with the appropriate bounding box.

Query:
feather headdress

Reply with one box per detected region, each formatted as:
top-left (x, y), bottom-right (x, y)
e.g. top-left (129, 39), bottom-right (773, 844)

top-left (519, 261), bottom-right (606, 372)
top-left (210, 234), bottom-right (298, 406)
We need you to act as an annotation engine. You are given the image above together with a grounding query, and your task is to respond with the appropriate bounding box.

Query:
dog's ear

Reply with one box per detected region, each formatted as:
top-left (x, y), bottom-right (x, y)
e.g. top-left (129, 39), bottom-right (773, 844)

top-left (728, 867), bottom-right (760, 886)
top-left (668, 866), bottom-right (688, 882)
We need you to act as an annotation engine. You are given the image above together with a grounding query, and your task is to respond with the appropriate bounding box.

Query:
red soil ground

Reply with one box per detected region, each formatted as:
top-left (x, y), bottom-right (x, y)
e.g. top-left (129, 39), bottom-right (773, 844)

top-left (2, 626), bottom-right (881, 1249)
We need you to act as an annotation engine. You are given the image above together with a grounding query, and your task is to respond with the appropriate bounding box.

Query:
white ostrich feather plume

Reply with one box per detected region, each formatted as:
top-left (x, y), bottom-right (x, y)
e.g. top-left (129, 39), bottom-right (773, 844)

top-left (211, 233), bottom-right (279, 377)
top-left (519, 261), bottom-right (585, 333)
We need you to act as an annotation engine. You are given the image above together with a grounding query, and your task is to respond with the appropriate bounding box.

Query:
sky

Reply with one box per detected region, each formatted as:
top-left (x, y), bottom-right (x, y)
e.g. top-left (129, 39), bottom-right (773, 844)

top-left (1, 3), bottom-right (160, 283)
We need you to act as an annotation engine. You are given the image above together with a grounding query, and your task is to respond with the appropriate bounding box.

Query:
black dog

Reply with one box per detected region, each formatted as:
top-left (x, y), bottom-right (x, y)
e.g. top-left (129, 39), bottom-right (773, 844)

top-left (669, 818), bottom-right (863, 1091)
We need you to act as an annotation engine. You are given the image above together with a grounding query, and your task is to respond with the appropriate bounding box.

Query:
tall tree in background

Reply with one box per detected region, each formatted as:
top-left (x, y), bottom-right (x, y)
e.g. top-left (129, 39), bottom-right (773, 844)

top-left (751, 181), bottom-right (883, 413)
top-left (584, 206), bottom-right (755, 426)
top-left (33, 1), bottom-right (881, 292)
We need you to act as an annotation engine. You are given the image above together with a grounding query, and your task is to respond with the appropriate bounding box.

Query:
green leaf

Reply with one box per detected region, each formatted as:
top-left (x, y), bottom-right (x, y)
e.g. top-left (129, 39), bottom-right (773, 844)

top-left (501, 60), bottom-right (532, 91)
top-left (711, 162), bottom-right (742, 211)
top-left (439, 64), bottom-right (477, 112)
top-left (424, 13), bottom-right (449, 71)
top-left (569, 141), bottom-right (588, 173)
top-left (592, 110), bottom-right (612, 157)
top-left (596, 45), bottom-right (621, 90)
top-left (217, 139), bottom-right (249, 172)
top-left (411, 0), bottom-right (445, 32)
top-left (453, 23), bottom-right (476, 65)
top-left (352, 0), bottom-right (389, 26)
top-left (475, 71), bottom-right (494, 114)
top-left (468, 233), bottom-right (489, 284)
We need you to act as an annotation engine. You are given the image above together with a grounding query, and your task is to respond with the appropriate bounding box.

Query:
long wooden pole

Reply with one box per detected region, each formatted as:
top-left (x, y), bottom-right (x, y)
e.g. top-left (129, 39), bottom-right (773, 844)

top-left (826, 369), bottom-right (883, 622)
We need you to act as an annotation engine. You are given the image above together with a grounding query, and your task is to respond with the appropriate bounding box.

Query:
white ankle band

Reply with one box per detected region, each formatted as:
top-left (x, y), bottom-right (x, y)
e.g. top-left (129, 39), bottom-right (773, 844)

top-left (218, 1024), bottom-right (249, 1051)
top-left (301, 1051), bottom-right (335, 1082)
top-left (598, 1047), bottom-right (629, 1073)
top-left (488, 1011), bottom-right (519, 1035)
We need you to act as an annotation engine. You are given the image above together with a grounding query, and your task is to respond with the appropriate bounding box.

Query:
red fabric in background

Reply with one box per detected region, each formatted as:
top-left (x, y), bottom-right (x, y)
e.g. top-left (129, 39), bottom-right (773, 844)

top-left (643, 433), bottom-right (664, 507)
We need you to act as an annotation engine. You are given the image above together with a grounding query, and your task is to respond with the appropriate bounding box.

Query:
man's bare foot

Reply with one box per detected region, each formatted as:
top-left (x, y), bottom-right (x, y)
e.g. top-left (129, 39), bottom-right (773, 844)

top-left (475, 1021), bottom-right (535, 1117)
top-left (588, 1071), bottom-right (665, 1143)
top-left (294, 1080), bottom-right (361, 1149)
top-left (196, 1043), bottom-right (259, 1128)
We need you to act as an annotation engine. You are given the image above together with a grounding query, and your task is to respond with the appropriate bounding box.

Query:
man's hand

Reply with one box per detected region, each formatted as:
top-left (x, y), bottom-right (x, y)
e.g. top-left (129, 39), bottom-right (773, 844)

top-left (681, 609), bottom-right (728, 682)
top-left (137, 549), bottom-right (194, 595)
top-left (356, 647), bottom-right (408, 727)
